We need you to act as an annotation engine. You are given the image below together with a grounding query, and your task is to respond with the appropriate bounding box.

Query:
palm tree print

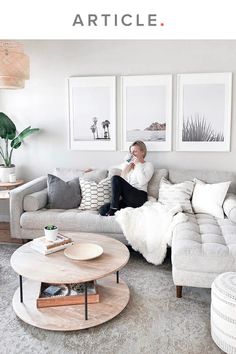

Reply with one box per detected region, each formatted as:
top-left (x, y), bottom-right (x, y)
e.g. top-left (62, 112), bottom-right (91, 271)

top-left (104, 120), bottom-right (110, 139)
top-left (101, 121), bottom-right (106, 138)
top-left (90, 117), bottom-right (111, 140)
top-left (92, 117), bottom-right (99, 139)
top-left (90, 124), bottom-right (96, 139)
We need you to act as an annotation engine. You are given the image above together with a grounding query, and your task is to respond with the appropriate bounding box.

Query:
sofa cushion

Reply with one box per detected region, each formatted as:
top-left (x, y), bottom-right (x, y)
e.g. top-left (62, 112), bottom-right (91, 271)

top-left (168, 169), bottom-right (236, 194)
top-left (47, 174), bottom-right (81, 209)
top-left (108, 168), bottom-right (122, 178)
top-left (172, 213), bottom-right (236, 274)
top-left (192, 178), bottom-right (230, 219)
top-left (223, 193), bottom-right (236, 223)
top-left (23, 188), bottom-right (48, 211)
top-left (20, 209), bottom-right (122, 234)
top-left (54, 168), bottom-right (108, 183)
top-left (158, 177), bottom-right (194, 213)
top-left (79, 178), bottom-right (111, 210)
top-left (147, 169), bottom-right (168, 199)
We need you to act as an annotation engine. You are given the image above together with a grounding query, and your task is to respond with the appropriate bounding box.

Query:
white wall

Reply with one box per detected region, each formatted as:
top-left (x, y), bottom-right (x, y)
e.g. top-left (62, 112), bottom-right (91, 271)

top-left (1, 40), bottom-right (236, 182)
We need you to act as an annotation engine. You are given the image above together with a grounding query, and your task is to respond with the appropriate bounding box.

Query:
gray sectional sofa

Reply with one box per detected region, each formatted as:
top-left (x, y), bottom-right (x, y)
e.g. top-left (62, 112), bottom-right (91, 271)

top-left (10, 167), bottom-right (236, 297)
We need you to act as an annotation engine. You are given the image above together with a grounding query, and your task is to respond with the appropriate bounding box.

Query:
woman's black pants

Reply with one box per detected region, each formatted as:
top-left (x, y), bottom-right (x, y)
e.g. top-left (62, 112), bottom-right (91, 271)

top-left (99, 175), bottom-right (147, 216)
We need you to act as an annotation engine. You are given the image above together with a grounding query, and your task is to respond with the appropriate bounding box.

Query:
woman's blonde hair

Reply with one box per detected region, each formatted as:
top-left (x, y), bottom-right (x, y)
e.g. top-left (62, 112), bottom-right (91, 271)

top-left (129, 140), bottom-right (147, 158)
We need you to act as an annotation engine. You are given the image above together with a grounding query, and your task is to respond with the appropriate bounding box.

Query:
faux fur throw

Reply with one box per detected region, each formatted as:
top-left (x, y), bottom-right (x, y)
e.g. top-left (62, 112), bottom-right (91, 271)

top-left (115, 201), bottom-right (188, 265)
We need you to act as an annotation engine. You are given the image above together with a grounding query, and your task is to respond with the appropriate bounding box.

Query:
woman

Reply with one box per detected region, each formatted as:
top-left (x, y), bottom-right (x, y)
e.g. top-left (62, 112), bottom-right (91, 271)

top-left (99, 140), bottom-right (154, 216)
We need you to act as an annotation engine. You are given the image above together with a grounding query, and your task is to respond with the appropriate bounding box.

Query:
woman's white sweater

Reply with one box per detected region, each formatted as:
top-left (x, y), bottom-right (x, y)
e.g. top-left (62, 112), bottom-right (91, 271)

top-left (123, 161), bottom-right (154, 192)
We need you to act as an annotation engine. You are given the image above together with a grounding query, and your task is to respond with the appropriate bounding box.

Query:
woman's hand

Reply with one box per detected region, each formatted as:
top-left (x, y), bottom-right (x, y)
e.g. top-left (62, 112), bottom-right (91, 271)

top-left (121, 162), bottom-right (134, 178)
top-left (132, 156), bottom-right (145, 165)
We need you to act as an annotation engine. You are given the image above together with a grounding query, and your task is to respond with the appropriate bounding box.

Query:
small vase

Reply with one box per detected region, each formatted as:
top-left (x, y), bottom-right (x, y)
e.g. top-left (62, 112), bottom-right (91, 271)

top-left (0, 165), bottom-right (16, 183)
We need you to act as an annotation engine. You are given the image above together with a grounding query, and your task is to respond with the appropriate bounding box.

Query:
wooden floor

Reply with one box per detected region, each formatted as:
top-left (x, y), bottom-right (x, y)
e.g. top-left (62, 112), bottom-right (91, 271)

top-left (0, 222), bottom-right (22, 244)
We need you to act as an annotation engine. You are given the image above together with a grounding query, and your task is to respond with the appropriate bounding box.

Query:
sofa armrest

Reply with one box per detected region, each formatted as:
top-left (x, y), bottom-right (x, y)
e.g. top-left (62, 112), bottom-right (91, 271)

top-left (10, 176), bottom-right (47, 238)
top-left (23, 188), bottom-right (48, 211)
top-left (223, 193), bottom-right (236, 223)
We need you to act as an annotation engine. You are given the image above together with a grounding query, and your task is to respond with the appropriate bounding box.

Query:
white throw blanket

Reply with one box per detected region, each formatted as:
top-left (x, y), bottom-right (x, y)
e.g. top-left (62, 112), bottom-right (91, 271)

top-left (115, 201), bottom-right (188, 265)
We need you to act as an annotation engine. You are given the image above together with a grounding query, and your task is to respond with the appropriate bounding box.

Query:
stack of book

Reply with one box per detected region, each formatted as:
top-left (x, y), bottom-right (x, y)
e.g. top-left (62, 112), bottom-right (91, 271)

top-left (31, 234), bottom-right (73, 255)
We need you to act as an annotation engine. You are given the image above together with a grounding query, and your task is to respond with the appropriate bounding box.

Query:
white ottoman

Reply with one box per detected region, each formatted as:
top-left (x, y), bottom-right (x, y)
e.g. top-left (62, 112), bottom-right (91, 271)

top-left (211, 272), bottom-right (236, 354)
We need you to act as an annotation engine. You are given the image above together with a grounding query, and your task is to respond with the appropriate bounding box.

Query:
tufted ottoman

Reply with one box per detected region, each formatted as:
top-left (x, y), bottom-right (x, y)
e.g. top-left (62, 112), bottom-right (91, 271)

top-left (211, 272), bottom-right (236, 354)
top-left (171, 213), bottom-right (236, 298)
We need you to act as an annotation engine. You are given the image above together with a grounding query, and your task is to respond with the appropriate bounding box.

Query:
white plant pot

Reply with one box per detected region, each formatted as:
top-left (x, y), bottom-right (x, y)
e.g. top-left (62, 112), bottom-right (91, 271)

top-left (44, 227), bottom-right (58, 241)
top-left (0, 165), bottom-right (16, 183)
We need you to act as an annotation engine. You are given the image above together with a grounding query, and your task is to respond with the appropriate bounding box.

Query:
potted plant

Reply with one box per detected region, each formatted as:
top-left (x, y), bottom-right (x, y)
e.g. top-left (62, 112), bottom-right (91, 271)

top-left (44, 225), bottom-right (58, 241)
top-left (0, 112), bottom-right (39, 182)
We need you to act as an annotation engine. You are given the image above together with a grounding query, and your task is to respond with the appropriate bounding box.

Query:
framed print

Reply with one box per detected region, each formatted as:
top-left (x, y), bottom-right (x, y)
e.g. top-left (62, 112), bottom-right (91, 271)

top-left (69, 76), bottom-right (116, 150)
top-left (176, 72), bottom-right (232, 151)
top-left (121, 75), bottom-right (172, 151)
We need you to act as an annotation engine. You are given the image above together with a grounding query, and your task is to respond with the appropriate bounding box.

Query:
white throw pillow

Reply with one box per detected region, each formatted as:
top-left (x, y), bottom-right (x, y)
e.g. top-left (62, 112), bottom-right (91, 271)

top-left (223, 193), bottom-right (236, 223)
top-left (79, 178), bottom-right (111, 210)
top-left (158, 177), bottom-right (194, 213)
top-left (192, 178), bottom-right (231, 219)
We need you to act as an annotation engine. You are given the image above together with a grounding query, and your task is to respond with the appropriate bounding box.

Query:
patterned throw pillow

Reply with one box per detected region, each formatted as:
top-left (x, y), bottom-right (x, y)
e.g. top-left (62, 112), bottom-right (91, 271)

top-left (79, 178), bottom-right (111, 210)
top-left (158, 177), bottom-right (194, 213)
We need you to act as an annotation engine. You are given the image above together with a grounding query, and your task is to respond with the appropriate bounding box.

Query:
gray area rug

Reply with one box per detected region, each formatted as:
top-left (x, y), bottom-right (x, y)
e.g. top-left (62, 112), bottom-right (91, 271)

top-left (0, 244), bottom-right (223, 354)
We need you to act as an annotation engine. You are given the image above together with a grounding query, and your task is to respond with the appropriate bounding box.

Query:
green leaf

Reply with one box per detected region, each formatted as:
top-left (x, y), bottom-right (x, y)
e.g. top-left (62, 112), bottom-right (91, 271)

top-left (0, 112), bottom-right (16, 140)
top-left (0, 113), bottom-right (40, 166)
top-left (11, 126), bottom-right (40, 149)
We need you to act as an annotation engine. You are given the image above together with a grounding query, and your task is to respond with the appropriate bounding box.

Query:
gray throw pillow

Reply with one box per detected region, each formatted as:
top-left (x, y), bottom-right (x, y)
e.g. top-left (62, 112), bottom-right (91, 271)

top-left (147, 168), bottom-right (169, 199)
top-left (47, 174), bottom-right (81, 209)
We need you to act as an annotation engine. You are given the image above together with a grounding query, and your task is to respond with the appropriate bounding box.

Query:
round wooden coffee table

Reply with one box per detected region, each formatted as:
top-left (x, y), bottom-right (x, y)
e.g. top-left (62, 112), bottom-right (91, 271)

top-left (11, 232), bottom-right (130, 331)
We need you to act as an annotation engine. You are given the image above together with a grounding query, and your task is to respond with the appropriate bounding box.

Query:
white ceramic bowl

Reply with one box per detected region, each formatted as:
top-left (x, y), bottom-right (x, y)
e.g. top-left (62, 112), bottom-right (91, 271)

top-left (64, 243), bottom-right (103, 261)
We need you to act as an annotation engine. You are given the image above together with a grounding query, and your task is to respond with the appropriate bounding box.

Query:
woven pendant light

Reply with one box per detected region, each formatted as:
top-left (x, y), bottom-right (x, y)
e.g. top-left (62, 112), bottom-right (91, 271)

top-left (0, 41), bottom-right (29, 89)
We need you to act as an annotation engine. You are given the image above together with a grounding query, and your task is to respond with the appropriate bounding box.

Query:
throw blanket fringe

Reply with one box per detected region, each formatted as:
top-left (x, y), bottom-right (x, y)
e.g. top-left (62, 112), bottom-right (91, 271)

top-left (115, 201), bottom-right (188, 265)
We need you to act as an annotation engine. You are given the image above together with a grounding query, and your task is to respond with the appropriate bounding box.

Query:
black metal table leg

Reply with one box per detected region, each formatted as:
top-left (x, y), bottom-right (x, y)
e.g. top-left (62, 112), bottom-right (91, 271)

top-left (116, 271), bottom-right (119, 284)
top-left (19, 275), bottom-right (23, 303)
top-left (84, 282), bottom-right (88, 320)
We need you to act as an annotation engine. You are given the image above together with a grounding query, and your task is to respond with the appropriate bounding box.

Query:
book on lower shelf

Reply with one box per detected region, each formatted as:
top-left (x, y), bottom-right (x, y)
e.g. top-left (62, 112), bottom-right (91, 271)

top-left (37, 281), bottom-right (99, 308)
top-left (31, 234), bottom-right (73, 255)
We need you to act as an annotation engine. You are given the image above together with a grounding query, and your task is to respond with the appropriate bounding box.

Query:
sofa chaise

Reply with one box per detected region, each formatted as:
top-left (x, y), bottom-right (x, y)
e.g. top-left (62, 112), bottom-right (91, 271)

top-left (10, 167), bottom-right (236, 297)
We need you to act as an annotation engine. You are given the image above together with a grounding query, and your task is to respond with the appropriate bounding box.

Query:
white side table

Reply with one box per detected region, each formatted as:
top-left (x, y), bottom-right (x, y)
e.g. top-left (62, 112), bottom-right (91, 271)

top-left (0, 180), bottom-right (24, 242)
top-left (211, 272), bottom-right (236, 354)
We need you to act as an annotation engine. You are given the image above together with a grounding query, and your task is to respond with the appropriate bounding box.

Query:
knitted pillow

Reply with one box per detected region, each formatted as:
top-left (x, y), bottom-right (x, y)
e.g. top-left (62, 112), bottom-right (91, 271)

top-left (79, 178), bottom-right (111, 210)
top-left (158, 177), bottom-right (194, 213)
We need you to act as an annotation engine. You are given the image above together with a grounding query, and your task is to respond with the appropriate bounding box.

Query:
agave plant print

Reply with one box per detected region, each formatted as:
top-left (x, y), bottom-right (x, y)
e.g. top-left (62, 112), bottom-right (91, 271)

top-left (177, 73), bottom-right (232, 151)
top-left (69, 76), bottom-right (116, 150)
top-left (182, 114), bottom-right (224, 142)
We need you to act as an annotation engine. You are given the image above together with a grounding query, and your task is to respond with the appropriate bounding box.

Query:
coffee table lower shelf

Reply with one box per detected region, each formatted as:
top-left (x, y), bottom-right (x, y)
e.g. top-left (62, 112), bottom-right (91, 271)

top-left (12, 275), bottom-right (130, 331)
